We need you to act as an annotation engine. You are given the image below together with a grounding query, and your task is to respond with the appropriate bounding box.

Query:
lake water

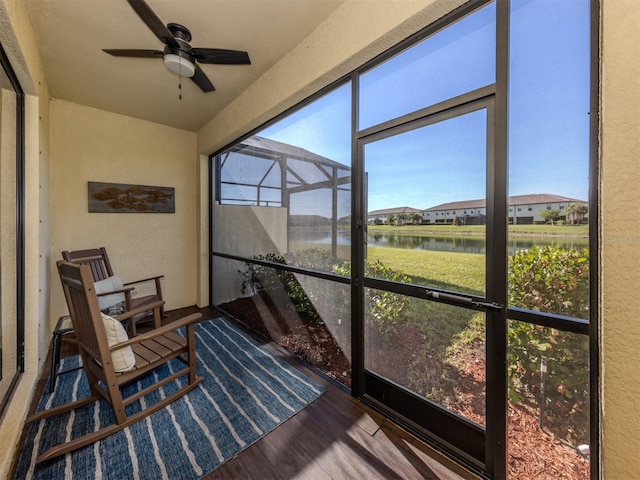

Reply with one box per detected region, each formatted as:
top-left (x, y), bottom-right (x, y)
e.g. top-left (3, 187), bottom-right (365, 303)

top-left (290, 229), bottom-right (588, 255)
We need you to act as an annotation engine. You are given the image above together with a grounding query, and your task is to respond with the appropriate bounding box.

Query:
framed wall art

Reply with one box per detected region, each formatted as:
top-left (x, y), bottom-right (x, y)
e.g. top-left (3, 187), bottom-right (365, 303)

top-left (88, 182), bottom-right (175, 213)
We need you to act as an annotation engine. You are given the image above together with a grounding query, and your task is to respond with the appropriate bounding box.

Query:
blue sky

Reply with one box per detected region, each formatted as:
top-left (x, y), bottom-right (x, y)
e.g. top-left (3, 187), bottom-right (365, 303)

top-left (258, 0), bottom-right (590, 216)
top-left (365, 109), bottom-right (487, 211)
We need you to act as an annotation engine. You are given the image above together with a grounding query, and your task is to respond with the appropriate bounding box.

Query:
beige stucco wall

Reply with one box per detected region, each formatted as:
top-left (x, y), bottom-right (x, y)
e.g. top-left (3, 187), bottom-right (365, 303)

top-left (49, 99), bottom-right (198, 321)
top-left (600, 0), bottom-right (640, 478)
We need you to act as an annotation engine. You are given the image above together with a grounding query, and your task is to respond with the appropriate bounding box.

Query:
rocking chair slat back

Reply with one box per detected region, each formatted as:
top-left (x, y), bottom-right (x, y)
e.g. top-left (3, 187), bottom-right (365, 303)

top-left (60, 263), bottom-right (108, 362)
top-left (62, 247), bottom-right (114, 281)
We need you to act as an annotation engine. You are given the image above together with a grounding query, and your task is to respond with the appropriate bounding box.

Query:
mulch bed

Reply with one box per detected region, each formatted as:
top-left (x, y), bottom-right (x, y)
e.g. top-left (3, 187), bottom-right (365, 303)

top-left (218, 296), bottom-right (589, 479)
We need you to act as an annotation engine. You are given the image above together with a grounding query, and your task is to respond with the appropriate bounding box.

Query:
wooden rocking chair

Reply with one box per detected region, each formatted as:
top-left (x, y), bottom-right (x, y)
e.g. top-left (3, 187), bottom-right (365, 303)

top-left (62, 247), bottom-right (165, 335)
top-left (26, 261), bottom-right (203, 464)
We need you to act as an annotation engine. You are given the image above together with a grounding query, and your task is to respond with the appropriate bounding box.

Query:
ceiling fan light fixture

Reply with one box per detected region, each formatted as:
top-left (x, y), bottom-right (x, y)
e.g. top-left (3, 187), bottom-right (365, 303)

top-left (163, 53), bottom-right (195, 78)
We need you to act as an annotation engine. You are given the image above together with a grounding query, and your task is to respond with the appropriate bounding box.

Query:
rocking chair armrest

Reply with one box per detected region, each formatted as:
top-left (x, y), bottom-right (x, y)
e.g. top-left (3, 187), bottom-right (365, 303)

top-left (122, 275), bottom-right (164, 287)
top-left (109, 313), bottom-right (203, 351)
top-left (112, 300), bottom-right (165, 322)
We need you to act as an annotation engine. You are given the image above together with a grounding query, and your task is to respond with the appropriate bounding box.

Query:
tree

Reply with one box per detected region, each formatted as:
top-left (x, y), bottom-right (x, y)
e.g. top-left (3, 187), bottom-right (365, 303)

top-left (386, 214), bottom-right (395, 225)
top-left (411, 213), bottom-right (422, 225)
top-left (565, 202), bottom-right (589, 225)
top-left (565, 203), bottom-right (578, 225)
top-left (540, 208), bottom-right (561, 225)
top-left (576, 204), bottom-right (588, 223)
top-left (396, 213), bottom-right (408, 225)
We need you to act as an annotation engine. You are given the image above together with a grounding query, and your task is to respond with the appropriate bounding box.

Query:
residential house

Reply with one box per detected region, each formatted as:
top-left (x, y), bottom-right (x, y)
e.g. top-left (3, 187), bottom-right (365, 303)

top-left (423, 198), bottom-right (487, 225)
top-left (422, 193), bottom-right (587, 225)
top-left (367, 206), bottom-right (422, 225)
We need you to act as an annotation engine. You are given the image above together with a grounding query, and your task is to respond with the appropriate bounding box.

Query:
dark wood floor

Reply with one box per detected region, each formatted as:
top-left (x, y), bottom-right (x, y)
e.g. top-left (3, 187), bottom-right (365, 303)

top-left (22, 306), bottom-right (479, 480)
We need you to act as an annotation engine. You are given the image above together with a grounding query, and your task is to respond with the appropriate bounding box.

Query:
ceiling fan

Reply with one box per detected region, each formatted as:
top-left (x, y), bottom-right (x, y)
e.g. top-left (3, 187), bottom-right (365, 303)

top-left (103, 0), bottom-right (251, 92)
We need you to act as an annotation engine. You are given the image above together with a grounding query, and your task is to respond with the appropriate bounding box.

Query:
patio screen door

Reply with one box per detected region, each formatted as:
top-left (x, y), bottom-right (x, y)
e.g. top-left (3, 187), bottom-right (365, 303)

top-left (356, 97), bottom-right (505, 470)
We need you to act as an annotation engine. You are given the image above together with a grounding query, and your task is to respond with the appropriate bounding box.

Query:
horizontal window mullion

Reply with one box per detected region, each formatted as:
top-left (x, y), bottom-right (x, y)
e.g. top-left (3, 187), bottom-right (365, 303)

top-left (507, 306), bottom-right (589, 335)
top-left (211, 251), bottom-right (351, 285)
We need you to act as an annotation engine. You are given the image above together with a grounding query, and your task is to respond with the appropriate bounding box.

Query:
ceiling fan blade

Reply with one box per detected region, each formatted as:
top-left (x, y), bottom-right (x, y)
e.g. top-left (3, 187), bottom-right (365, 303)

top-left (127, 0), bottom-right (179, 49)
top-left (103, 49), bottom-right (163, 58)
top-left (192, 48), bottom-right (251, 65)
top-left (191, 65), bottom-right (215, 92)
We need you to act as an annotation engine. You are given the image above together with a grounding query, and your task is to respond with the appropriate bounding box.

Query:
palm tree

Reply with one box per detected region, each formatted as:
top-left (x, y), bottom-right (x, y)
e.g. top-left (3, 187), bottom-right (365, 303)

top-left (566, 202), bottom-right (589, 225)
top-left (575, 203), bottom-right (588, 223)
top-left (566, 203), bottom-right (578, 225)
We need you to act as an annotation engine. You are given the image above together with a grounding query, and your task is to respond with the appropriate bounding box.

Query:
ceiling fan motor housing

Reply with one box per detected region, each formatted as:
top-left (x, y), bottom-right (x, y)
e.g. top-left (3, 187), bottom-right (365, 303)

top-left (167, 23), bottom-right (192, 42)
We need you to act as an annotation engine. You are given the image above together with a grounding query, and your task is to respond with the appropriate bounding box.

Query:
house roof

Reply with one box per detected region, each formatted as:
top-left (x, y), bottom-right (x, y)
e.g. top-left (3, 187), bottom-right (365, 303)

top-left (423, 199), bottom-right (485, 212)
top-left (368, 206), bottom-right (422, 216)
top-left (508, 193), bottom-right (585, 206)
top-left (423, 193), bottom-right (586, 212)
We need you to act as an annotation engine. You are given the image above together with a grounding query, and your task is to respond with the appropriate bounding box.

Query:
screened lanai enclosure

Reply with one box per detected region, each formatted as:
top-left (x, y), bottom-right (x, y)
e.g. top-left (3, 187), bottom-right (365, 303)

top-left (212, 130), bottom-right (354, 391)
top-left (210, 1), bottom-right (595, 478)
top-left (216, 135), bottom-right (351, 258)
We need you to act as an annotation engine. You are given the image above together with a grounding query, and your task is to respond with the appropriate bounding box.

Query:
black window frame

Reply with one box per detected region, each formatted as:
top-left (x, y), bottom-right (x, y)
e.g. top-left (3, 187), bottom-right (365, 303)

top-left (0, 41), bottom-right (26, 419)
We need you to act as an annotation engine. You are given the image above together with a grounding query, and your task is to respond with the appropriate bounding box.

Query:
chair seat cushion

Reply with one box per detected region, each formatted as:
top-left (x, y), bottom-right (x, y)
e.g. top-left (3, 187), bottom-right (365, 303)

top-left (94, 275), bottom-right (125, 310)
top-left (101, 313), bottom-right (135, 372)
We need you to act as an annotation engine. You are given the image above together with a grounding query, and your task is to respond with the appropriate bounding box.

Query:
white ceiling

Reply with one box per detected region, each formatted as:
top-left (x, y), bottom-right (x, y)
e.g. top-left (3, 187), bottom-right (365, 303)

top-left (24, 0), bottom-right (344, 132)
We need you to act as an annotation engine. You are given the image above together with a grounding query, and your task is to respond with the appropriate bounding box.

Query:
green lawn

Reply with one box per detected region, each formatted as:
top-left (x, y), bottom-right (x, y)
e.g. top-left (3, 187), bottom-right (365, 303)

top-left (366, 246), bottom-right (485, 295)
top-left (287, 243), bottom-right (486, 294)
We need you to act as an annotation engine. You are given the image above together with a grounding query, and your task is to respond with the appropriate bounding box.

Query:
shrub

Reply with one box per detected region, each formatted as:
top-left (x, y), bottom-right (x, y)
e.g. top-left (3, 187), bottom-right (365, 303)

top-left (239, 252), bottom-right (286, 296)
top-left (508, 245), bottom-right (589, 318)
top-left (507, 245), bottom-right (589, 443)
top-left (240, 251), bottom-right (411, 338)
top-left (239, 250), bottom-right (340, 321)
top-left (333, 258), bottom-right (410, 337)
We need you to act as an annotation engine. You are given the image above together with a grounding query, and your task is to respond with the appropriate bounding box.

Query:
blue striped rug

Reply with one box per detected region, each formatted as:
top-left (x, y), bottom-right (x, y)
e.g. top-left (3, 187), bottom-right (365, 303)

top-left (14, 318), bottom-right (325, 479)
